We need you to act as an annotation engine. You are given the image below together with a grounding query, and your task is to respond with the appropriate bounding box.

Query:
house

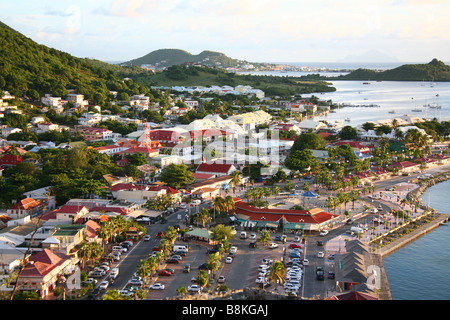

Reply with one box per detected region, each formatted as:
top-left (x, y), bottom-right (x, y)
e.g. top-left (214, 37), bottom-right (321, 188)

top-left (149, 154), bottom-right (182, 168)
top-left (136, 164), bottom-right (161, 183)
top-left (7, 198), bottom-right (42, 219)
top-left (78, 127), bottom-right (118, 141)
top-left (191, 187), bottom-right (220, 200)
top-left (196, 162), bottom-right (237, 177)
top-left (297, 120), bottom-right (327, 132)
top-left (37, 123), bottom-right (60, 133)
top-left (388, 161), bottom-right (421, 173)
top-left (23, 187), bottom-right (56, 210)
top-left (43, 224), bottom-right (86, 256)
top-left (17, 248), bottom-right (76, 298)
top-left (56, 205), bottom-right (89, 222)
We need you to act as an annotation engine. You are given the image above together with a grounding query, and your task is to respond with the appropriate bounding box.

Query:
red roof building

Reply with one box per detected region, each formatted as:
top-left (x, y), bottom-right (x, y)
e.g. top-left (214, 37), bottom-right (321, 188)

top-left (0, 154), bottom-right (23, 168)
top-left (17, 249), bottom-right (73, 298)
top-left (196, 162), bottom-right (236, 177)
top-left (234, 200), bottom-right (339, 232)
top-left (7, 198), bottom-right (41, 219)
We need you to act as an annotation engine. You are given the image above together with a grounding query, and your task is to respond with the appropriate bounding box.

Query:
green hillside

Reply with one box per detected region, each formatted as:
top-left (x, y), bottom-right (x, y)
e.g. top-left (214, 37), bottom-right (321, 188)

top-left (0, 21), bottom-right (151, 101)
top-left (335, 59), bottom-right (450, 81)
top-left (121, 48), bottom-right (251, 68)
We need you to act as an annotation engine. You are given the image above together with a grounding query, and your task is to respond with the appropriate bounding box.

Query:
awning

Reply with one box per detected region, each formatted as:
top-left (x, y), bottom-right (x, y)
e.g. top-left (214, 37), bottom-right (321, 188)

top-left (283, 222), bottom-right (305, 230)
top-left (184, 228), bottom-right (213, 239)
top-left (256, 221), bottom-right (279, 228)
top-left (241, 220), bottom-right (257, 228)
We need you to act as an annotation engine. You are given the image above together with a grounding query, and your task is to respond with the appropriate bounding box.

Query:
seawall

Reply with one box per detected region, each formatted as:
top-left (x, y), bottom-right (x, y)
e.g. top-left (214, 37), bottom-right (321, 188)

top-left (380, 171), bottom-right (450, 258)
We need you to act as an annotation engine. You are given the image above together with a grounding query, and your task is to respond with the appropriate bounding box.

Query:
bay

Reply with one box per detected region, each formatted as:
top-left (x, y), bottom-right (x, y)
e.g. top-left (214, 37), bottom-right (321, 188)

top-left (383, 180), bottom-right (450, 300)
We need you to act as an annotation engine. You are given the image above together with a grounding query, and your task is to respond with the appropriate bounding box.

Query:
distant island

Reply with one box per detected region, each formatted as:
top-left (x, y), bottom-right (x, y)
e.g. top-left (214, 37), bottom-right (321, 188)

top-left (300, 59), bottom-right (450, 82)
top-left (120, 48), bottom-right (277, 71)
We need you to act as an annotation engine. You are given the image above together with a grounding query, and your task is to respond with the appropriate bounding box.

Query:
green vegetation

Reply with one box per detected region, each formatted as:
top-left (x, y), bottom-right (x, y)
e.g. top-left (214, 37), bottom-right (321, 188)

top-left (122, 48), bottom-right (257, 69)
top-left (333, 59), bottom-right (450, 81)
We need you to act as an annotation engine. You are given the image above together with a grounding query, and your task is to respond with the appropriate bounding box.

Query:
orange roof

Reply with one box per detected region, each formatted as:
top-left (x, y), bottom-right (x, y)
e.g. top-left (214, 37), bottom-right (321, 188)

top-left (9, 198), bottom-right (41, 210)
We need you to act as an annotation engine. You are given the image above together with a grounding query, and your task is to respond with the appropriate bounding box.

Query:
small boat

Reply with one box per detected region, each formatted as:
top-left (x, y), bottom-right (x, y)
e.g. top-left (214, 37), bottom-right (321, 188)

top-left (411, 108), bottom-right (422, 112)
top-left (363, 82), bottom-right (371, 85)
top-left (388, 110), bottom-right (397, 114)
top-left (345, 118), bottom-right (351, 122)
top-left (440, 221), bottom-right (448, 226)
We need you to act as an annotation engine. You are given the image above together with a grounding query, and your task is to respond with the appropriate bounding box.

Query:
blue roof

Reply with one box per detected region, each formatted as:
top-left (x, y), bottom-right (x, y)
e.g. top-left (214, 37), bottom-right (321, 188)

top-left (301, 191), bottom-right (319, 198)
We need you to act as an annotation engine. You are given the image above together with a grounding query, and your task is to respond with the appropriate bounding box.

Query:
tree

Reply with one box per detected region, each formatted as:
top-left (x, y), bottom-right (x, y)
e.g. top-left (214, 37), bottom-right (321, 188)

top-left (258, 229), bottom-right (272, 246)
top-left (229, 171), bottom-right (241, 194)
top-left (158, 163), bottom-right (194, 189)
top-left (194, 208), bottom-right (212, 227)
top-left (291, 132), bottom-right (326, 151)
top-left (338, 126), bottom-right (357, 140)
top-left (267, 260), bottom-right (286, 286)
top-left (284, 149), bottom-right (319, 173)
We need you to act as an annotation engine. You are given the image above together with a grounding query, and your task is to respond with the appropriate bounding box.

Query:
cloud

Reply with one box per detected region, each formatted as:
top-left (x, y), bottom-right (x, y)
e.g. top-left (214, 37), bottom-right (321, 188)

top-left (93, 0), bottom-right (158, 18)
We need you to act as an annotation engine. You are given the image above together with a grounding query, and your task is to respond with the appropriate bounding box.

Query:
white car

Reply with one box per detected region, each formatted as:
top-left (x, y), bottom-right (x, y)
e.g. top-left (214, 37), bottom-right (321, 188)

top-left (188, 285), bottom-right (202, 293)
top-left (317, 251), bottom-right (325, 258)
top-left (230, 246), bottom-right (237, 254)
top-left (293, 236), bottom-right (301, 242)
top-left (99, 281), bottom-right (109, 290)
top-left (225, 257), bottom-right (233, 264)
top-left (319, 230), bottom-right (328, 236)
top-left (218, 276), bottom-right (226, 283)
top-left (249, 233), bottom-right (257, 240)
top-left (144, 235), bottom-right (151, 241)
top-left (255, 276), bottom-right (268, 284)
top-left (268, 242), bottom-right (278, 249)
top-left (119, 289), bottom-right (133, 296)
top-left (258, 264), bottom-right (270, 271)
top-left (302, 259), bottom-right (309, 266)
top-left (262, 258), bottom-right (273, 265)
top-left (149, 283), bottom-right (165, 290)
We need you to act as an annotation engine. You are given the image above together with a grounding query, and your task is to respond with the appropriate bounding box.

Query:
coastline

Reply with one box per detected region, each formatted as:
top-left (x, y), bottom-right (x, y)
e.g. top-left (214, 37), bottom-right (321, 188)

top-left (379, 171), bottom-right (450, 258)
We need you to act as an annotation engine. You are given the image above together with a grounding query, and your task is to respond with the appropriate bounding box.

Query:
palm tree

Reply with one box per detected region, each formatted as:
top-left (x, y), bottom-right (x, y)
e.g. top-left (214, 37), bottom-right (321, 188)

top-left (164, 226), bottom-right (178, 243)
top-left (258, 229), bottom-right (272, 246)
top-left (350, 190), bottom-right (359, 209)
top-left (272, 186), bottom-right (280, 199)
top-left (195, 208), bottom-right (212, 227)
top-left (176, 286), bottom-right (188, 297)
top-left (230, 171), bottom-right (241, 194)
top-left (102, 289), bottom-right (128, 300)
top-left (213, 196), bottom-right (224, 219)
top-left (267, 260), bottom-right (286, 286)
top-left (223, 195), bottom-right (235, 214)
top-left (159, 238), bottom-right (173, 258)
top-left (78, 241), bottom-right (103, 270)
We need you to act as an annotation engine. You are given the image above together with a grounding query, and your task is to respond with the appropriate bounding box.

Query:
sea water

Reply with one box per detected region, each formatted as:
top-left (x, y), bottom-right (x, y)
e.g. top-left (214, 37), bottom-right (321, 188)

top-left (383, 180), bottom-right (450, 300)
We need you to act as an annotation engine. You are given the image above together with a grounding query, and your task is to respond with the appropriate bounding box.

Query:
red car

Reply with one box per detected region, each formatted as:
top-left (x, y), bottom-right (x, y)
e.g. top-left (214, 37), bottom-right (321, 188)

top-left (289, 243), bottom-right (302, 249)
top-left (166, 258), bottom-right (180, 264)
top-left (156, 231), bottom-right (164, 238)
top-left (159, 270), bottom-right (172, 276)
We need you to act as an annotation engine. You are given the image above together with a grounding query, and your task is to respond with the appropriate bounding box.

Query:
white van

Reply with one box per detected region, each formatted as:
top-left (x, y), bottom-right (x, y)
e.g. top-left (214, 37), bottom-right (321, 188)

top-left (350, 226), bottom-right (364, 233)
top-left (113, 246), bottom-right (126, 252)
top-left (173, 245), bottom-right (188, 253)
top-left (110, 268), bottom-right (119, 279)
top-left (240, 231), bottom-right (247, 239)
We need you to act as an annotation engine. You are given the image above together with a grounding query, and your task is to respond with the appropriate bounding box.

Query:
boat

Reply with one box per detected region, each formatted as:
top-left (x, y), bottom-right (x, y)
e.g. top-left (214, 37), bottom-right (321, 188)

top-left (362, 82), bottom-right (371, 85)
top-left (411, 108), bottom-right (422, 112)
top-left (388, 110), bottom-right (397, 114)
top-left (345, 118), bottom-right (351, 122)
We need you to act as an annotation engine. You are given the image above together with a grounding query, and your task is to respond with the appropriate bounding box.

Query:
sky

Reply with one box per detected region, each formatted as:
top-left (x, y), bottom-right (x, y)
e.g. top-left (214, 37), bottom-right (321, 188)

top-left (1, 0), bottom-right (450, 64)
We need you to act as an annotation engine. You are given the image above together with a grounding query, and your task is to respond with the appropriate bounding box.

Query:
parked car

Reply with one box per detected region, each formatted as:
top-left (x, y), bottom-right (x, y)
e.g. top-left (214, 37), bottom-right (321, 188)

top-left (119, 289), bottom-right (133, 296)
top-left (166, 258), bottom-right (181, 264)
top-left (129, 278), bottom-right (143, 286)
top-left (302, 259), bottom-right (309, 266)
top-left (346, 219), bottom-right (354, 225)
top-left (183, 264), bottom-right (191, 273)
top-left (144, 235), bottom-right (151, 241)
top-left (218, 276), bottom-right (226, 283)
top-left (317, 252), bottom-right (325, 258)
top-left (156, 231), bottom-right (164, 238)
top-left (269, 242), bottom-right (278, 249)
top-left (230, 246), bottom-right (237, 254)
top-left (319, 230), bottom-right (328, 236)
top-left (317, 240), bottom-right (324, 246)
top-left (225, 257), bottom-right (233, 264)
top-left (188, 285), bottom-right (202, 293)
top-left (149, 283), bottom-right (165, 290)
top-left (99, 281), bottom-right (109, 290)
top-left (249, 233), bottom-right (256, 240)
top-left (158, 270), bottom-right (172, 276)
top-left (198, 263), bottom-right (209, 270)
top-left (316, 271), bottom-right (324, 281)
top-left (328, 272), bottom-right (335, 279)
top-left (288, 243), bottom-right (302, 249)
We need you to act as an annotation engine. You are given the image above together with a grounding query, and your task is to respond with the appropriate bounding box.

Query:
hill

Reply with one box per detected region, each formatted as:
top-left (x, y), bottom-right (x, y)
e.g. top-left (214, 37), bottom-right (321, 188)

top-left (334, 59), bottom-right (450, 81)
top-left (121, 48), bottom-right (253, 69)
top-left (0, 21), bottom-right (335, 100)
top-left (0, 21), bottom-right (152, 102)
